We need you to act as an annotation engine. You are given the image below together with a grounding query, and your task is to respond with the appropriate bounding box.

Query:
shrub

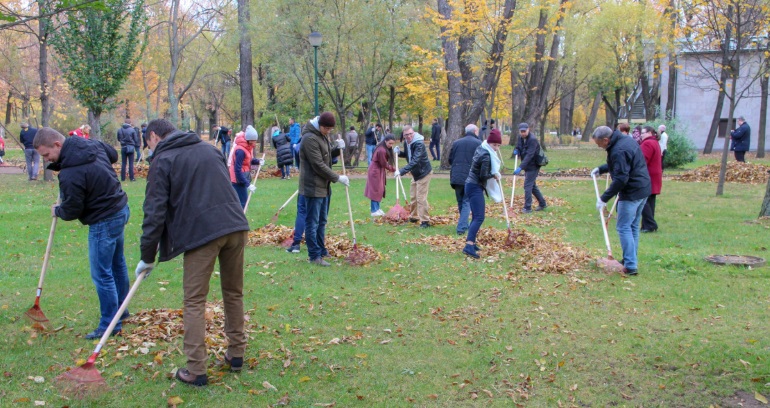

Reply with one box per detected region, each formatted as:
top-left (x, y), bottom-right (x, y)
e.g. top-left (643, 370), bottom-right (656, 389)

top-left (643, 119), bottom-right (697, 169)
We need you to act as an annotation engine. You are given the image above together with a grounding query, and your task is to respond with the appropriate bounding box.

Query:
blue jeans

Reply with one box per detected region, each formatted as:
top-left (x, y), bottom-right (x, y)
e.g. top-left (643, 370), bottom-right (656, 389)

top-left (370, 200), bottom-right (381, 213)
top-left (454, 185), bottom-right (471, 234)
top-left (121, 148), bottom-right (135, 181)
top-left (464, 182), bottom-right (486, 243)
top-left (221, 141), bottom-right (231, 159)
top-left (88, 205), bottom-right (130, 332)
top-left (616, 198), bottom-right (646, 271)
top-left (305, 194), bottom-right (330, 260)
top-left (24, 148), bottom-right (41, 180)
top-left (232, 183), bottom-right (248, 208)
top-left (281, 165), bottom-right (291, 178)
top-left (292, 144), bottom-right (300, 168)
top-left (366, 144), bottom-right (376, 165)
top-left (293, 194), bottom-right (307, 245)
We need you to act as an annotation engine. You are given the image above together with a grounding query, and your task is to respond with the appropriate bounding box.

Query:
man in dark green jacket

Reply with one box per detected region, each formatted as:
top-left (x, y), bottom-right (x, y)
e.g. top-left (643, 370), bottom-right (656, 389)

top-left (298, 112), bottom-right (348, 266)
top-left (136, 119), bottom-right (250, 387)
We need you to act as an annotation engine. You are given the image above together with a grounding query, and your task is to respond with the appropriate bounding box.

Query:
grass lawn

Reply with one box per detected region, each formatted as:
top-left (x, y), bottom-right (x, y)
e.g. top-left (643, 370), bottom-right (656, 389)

top-left (1, 148), bottom-right (769, 407)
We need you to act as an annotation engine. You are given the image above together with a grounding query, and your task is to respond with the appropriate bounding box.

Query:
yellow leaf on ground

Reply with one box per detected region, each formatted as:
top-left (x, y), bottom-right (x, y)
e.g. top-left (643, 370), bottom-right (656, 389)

top-left (756, 392), bottom-right (768, 404)
top-left (299, 376), bottom-right (311, 383)
top-left (111, 371), bottom-right (123, 378)
top-left (167, 396), bottom-right (184, 407)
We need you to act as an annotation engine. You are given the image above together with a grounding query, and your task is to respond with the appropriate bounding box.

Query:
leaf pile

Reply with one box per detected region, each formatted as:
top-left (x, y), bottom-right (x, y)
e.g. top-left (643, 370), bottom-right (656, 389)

top-left (407, 227), bottom-right (592, 274)
top-left (542, 167), bottom-right (593, 177)
top-left (673, 161), bottom-right (770, 184)
top-left (112, 163), bottom-right (150, 178)
top-left (248, 224), bottom-right (295, 246)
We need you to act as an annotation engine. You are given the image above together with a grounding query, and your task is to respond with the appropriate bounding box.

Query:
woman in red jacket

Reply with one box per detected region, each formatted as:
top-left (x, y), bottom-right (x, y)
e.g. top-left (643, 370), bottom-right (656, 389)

top-left (364, 135), bottom-right (396, 217)
top-left (640, 126), bottom-right (662, 232)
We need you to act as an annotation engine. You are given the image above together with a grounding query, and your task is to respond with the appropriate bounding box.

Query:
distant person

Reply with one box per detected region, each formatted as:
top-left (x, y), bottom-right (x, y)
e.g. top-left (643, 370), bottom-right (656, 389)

top-left (397, 125), bottom-right (432, 228)
top-left (345, 126), bottom-right (359, 166)
top-left (640, 126), bottom-right (662, 233)
top-left (365, 123), bottom-right (382, 165)
top-left (591, 126), bottom-right (651, 276)
top-left (288, 118), bottom-right (301, 169)
top-left (658, 124), bottom-right (669, 166)
top-left (216, 125), bottom-right (232, 158)
top-left (429, 118), bottom-right (441, 161)
top-left (365, 134), bottom-right (396, 217)
top-left (514, 123), bottom-right (547, 213)
top-left (229, 126), bottom-right (263, 207)
top-left (618, 123), bottom-right (631, 137)
top-left (0, 132), bottom-right (5, 164)
top-left (272, 129), bottom-right (293, 180)
top-left (137, 118), bottom-right (250, 387)
top-left (462, 130), bottom-right (502, 259)
top-left (33, 127), bottom-right (129, 339)
top-left (133, 123), bottom-right (143, 163)
top-left (140, 123), bottom-right (148, 159)
top-left (117, 119), bottom-right (137, 182)
top-left (19, 122), bottom-right (40, 180)
top-left (730, 117), bottom-right (750, 163)
top-left (449, 124), bottom-right (481, 235)
top-left (632, 125), bottom-right (642, 145)
top-left (68, 124), bottom-right (90, 139)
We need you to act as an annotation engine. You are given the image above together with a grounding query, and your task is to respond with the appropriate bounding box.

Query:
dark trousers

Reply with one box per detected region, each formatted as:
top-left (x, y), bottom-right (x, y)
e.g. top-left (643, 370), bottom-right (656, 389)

top-left (641, 194), bottom-right (658, 232)
top-left (734, 151), bottom-right (746, 162)
top-left (429, 140), bottom-right (440, 161)
top-left (121, 149), bottom-right (135, 181)
top-left (464, 182), bottom-right (486, 243)
top-left (292, 194), bottom-right (307, 245)
top-left (232, 183), bottom-right (248, 208)
top-left (523, 169), bottom-right (546, 210)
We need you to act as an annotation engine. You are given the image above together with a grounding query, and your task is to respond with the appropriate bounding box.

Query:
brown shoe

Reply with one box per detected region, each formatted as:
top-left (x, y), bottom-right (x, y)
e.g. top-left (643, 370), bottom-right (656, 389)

top-left (176, 368), bottom-right (207, 386)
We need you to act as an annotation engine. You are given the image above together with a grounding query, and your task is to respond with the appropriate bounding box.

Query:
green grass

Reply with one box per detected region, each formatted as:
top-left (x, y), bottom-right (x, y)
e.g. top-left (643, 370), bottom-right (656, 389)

top-left (1, 149), bottom-right (770, 407)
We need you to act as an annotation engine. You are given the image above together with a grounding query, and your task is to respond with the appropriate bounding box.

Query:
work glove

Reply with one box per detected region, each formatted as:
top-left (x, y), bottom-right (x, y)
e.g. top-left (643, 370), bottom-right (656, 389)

top-left (393, 146), bottom-right (400, 155)
top-left (336, 139), bottom-right (346, 149)
top-left (513, 167), bottom-right (522, 176)
top-left (596, 199), bottom-right (606, 211)
top-left (494, 173), bottom-right (501, 181)
top-left (394, 172), bottom-right (402, 179)
top-left (590, 167), bottom-right (600, 177)
top-left (513, 149), bottom-right (519, 156)
top-left (135, 260), bottom-right (154, 279)
top-left (338, 175), bottom-right (350, 186)
top-left (248, 184), bottom-right (257, 193)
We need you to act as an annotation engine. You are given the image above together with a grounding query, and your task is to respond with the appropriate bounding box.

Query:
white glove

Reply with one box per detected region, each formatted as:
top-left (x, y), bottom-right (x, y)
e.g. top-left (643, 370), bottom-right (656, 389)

top-left (336, 139), bottom-right (346, 149)
top-left (248, 184), bottom-right (257, 193)
top-left (256, 159), bottom-right (264, 166)
top-left (338, 175), bottom-right (350, 186)
top-left (393, 146), bottom-right (400, 155)
top-left (494, 172), bottom-right (501, 181)
top-left (596, 199), bottom-right (606, 211)
top-left (394, 172), bottom-right (401, 179)
top-left (135, 260), bottom-right (154, 279)
top-left (590, 167), bottom-right (600, 177)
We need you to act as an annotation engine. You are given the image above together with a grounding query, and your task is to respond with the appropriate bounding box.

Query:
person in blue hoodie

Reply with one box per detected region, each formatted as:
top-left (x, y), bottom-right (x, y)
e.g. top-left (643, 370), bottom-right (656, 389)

top-left (288, 118), bottom-right (302, 169)
top-left (34, 127), bottom-right (130, 340)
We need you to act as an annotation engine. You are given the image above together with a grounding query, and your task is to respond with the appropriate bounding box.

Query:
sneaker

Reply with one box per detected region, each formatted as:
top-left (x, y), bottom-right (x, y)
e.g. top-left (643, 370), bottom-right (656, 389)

top-left (320, 250), bottom-right (330, 258)
top-left (535, 205), bottom-right (547, 211)
top-left (176, 368), bottom-right (207, 387)
top-left (286, 244), bottom-right (301, 253)
top-left (310, 258), bottom-right (331, 267)
top-left (419, 222), bottom-right (431, 228)
top-left (85, 328), bottom-right (122, 340)
top-left (521, 208), bottom-right (533, 214)
top-left (376, 209), bottom-right (385, 216)
top-left (223, 352), bottom-right (243, 372)
top-left (621, 267), bottom-right (638, 276)
top-left (371, 211), bottom-right (382, 217)
top-left (462, 244), bottom-right (480, 259)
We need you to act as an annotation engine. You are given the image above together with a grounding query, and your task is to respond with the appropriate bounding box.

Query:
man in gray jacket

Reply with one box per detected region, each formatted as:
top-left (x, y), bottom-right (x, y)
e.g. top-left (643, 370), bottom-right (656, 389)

top-left (397, 125), bottom-right (433, 228)
top-left (136, 119), bottom-right (250, 387)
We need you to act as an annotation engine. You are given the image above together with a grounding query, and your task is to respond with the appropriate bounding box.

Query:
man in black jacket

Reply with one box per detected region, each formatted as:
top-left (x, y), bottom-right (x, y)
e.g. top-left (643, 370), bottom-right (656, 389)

top-left (514, 123), bottom-right (547, 213)
top-left (117, 119), bottom-right (137, 181)
top-left (730, 116), bottom-right (751, 162)
top-left (365, 123), bottom-right (382, 165)
top-left (397, 125), bottom-right (432, 228)
top-left (34, 127), bottom-right (130, 340)
top-left (429, 118), bottom-right (441, 161)
top-left (136, 119), bottom-right (250, 386)
top-left (20, 122), bottom-right (40, 180)
top-left (449, 124), bottom-right (481, 234)
top-left (591, 126), bottom-right (651, 276)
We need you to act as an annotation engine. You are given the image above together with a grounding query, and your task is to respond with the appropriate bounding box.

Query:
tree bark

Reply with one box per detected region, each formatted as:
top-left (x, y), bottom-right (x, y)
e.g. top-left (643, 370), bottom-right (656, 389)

top-left (760, 171), bottom-right (770, 217)
top-left (582, 92), bottom-right (602, 142)
top-left (5, 91), bottom-right (11, 125)
top-left (88, 109), bottom-right (101, 141)
top-left (758, 70), bottom-right (767, 158)
top-left (37, 0), bottom-right (54, 181)
top-left (388, 85), bottom-right (395, 132)
top-left (238, 0), bottom-right (254, 128)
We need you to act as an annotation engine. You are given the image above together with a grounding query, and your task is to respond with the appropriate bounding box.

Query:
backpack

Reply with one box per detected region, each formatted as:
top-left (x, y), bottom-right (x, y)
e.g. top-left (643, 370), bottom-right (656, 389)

top-left (537, 146), bottom-right (549, 166)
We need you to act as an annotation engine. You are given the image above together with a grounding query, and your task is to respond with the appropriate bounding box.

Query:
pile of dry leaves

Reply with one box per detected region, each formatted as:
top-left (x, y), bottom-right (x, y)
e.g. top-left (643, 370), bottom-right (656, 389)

top-left (247, 223), bottom-right (294, 246)
top-left (407, 227), bottom-right (592, 274)
top-left (673, 161), bottom-right (770, 184)
top-left (112, 163), bottom-right (150, 178)
top-left (542, 168), bottom-right (593, 177)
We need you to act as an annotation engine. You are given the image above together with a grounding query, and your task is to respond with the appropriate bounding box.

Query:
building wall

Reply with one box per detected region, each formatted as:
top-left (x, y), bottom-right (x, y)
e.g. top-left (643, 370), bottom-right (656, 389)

top-left (659, 51), bottom-right (768, 150)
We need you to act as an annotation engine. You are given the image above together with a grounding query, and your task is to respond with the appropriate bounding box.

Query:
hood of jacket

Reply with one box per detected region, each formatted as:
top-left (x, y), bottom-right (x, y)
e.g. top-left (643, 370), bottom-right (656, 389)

top-left (154, 130), bottom-right (201, 156)
top-left (412, 133), bottom-right (425, 144)
top-left (57, 135), bottom-right (98, 170)
top-left (121, 123), bottom-right (132, 130)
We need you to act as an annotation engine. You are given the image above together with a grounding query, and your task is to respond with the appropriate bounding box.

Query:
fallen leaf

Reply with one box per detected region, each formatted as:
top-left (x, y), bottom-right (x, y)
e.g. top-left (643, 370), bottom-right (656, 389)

top-left (273, 393), bottom-right (290, 406)
top-left (740, 359), bottom-right (751, 368)
top-left (34, 401), bottom-right (45, 406)
top-left (427, 394), bottom-right (438, 399)
top-left (313, 403), bottom-right (336, 407)
top-left (263, 381), bottom-right (277, 391)
top-left (111, 371), bottom-right (123, 378)
top-left (33, 376), bottom-right (45, 383)
top-left (299, 376), bottom-right (311, 383)
top-left (13, 398), bottom-right (30, 403)
top-left (167, 396), bottom-right (183, 407)
top-left (756, 392), bottom-right (768, 404)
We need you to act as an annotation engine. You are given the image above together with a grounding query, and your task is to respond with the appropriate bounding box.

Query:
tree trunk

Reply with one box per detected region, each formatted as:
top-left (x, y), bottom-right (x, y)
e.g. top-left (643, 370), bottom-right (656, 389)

top-left (717, 62), bottom-right (739, 196)
top-left (665, 53), bottom-right (677, 120)
top-left (704, 7), bottom-right (734, 155)
top-left (760, 171), bottom-right (770, 217)
top-left (388, 85), bottom-right (395, 132)
top-left (559, 77), bottom-right (575, 136)
top-left (5, 91), bottom-right (12, 125)
top-left (582, 92), bottom-right (602, 142)
top-left (758, 73), bottom-right (767, 158)
top-left (37, 1), bottom-right (54, 181)
top-left (238, 0), bottom-right (254, 128)
top-left (418, 114), bottom-right (423, 135)
top-left (88, 109), bottom-right (102, 141)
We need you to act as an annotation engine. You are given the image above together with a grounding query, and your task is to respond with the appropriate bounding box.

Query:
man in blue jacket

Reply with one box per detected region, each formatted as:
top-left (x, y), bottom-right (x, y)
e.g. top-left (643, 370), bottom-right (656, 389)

top-left (289, 117), bottom-right (302, 169)
top-left (730, 116), bottom-right (751, 162)
top-left (449, 124), bottom-right (481, 235)
top-left (591, 126), bottom-right (651, 276)
top-left (34, 127), bottom-right (130, 339)
top-left (20, 122), bottom-right (40, 180)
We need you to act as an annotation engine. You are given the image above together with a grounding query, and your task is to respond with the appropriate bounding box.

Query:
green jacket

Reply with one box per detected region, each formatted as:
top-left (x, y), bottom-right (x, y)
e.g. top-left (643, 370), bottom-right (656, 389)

top-left (298, 121), bottom-right (342, 198)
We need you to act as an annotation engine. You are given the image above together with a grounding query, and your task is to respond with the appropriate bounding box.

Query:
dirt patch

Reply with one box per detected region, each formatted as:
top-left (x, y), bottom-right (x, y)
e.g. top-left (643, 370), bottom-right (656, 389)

top-left (722, 390), bottom-right (769, 408)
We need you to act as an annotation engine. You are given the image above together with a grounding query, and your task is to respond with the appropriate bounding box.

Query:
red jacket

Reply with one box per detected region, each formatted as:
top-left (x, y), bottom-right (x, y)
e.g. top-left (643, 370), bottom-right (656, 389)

top-left (364, 144), bottom-right (396, 202)
top-left (229, 134), bottom-right (253, 185)
top-left (640, 137), bottom-right (662, 195)
top-left (68, 128), bottom-right (89, 139)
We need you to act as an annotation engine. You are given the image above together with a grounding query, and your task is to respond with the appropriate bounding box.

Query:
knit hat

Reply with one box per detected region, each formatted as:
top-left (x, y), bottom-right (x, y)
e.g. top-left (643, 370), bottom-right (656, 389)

top-left (318, 112), bottom-right (336, 128)
top-left (518, 122), bottom-right (529, 131)
top-left (244, 125), bottom-right (258, 141)
top-left (487, 129), bottom-right (502, 144)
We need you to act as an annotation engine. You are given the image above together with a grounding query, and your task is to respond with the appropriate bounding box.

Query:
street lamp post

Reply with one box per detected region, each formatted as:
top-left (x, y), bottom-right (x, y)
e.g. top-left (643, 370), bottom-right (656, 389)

top-left (309, 31), bottom-right (322, 117)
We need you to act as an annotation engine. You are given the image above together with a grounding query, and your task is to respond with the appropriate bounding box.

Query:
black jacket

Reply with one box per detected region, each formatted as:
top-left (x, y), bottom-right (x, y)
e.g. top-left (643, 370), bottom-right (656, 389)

top-left (140, 130), bottom-right (248, 263)
top-left (430, 123), bottom-right (441, 143)
top-left (398, 135), bottom-right (432, 181)
top-left (49, 136), bottom-right (127, 225)
top-left (117, 124), bottom-right (137, 149)
top-left (449, 131), bottom-right (481, 187)
top-left (598, 130), bottom-right (651, 203)
top-left (272, 133), bottom-right (294, 166)
top-left (20, 127), bottom-right (38, 149)
top-left (465, 145), bottom-right (495, 187)
top-left (365, 127), bottom-right (379, 146)
top-left (515, 131), bottom-right (541, 171)
top-left (730, 122), bottom-right (750, 152)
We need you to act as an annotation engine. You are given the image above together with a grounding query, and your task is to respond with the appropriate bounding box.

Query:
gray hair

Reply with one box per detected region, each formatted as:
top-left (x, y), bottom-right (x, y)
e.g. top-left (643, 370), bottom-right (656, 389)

top-left (465, 124), bottom-right (478, 134)
top-left (592, 126), bottom-right (613, 140)
top-left (658, 124), bottom-right (666, 132)
top-left (737, 115), bottom-right (745, 122)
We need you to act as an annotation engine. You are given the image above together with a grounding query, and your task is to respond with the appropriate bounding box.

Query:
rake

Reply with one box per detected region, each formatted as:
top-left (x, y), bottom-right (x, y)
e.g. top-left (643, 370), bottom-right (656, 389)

top-left (498, 178), bottom-right (516, 247)
top-left (271, 189), bottom-right (299, 224)
top-left (24, 200), bottom-right (59, 330)
top-left (592, 173), bottom-right (624, 273)
top-left (339, 150), bottom-right (372, 266)
top-left (509, 154), bottom-right (519, 211)
top-left (243, 153), bottom-right (266, 213)
top-left (385, 157), bottom-right (410, 222)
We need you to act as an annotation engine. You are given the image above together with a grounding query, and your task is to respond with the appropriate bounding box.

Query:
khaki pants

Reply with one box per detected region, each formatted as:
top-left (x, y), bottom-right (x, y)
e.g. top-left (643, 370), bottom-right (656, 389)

top-left (182, 231), bottom-right (247, 375)
top-left (409, 172), bottom-right (432, 223)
